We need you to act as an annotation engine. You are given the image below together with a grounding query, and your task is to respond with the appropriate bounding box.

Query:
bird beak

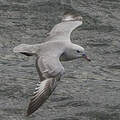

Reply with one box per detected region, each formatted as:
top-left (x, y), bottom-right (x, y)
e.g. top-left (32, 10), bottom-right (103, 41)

top-left (82, 54), bottom-right (91, 62)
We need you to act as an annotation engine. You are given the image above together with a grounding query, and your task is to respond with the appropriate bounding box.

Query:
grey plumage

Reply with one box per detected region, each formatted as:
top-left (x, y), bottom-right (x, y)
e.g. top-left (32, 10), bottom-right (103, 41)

top-left (13, 13), bottom-right (90, 116)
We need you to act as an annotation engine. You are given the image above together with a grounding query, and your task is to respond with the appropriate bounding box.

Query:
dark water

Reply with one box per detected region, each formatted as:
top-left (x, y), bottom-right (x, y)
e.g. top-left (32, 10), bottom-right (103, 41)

top-left (0, 0), bottom-right (120, 120)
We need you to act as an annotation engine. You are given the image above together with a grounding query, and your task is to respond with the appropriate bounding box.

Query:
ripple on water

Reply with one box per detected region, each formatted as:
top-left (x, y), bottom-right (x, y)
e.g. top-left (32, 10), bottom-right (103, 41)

top-left (76, 111), bottom-right (120, 120)
top-left (55, 100), bottom-right (90, 108)
top-left (0, 0), bottom-right (120, 120)
top-left (53, 117), bottom-right (79, 120)
top-left (107, 64), bottom-right (120, 70)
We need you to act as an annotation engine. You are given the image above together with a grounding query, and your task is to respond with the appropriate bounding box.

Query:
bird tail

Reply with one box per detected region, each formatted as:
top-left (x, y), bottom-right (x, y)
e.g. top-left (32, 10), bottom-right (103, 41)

top-left (13, 44), bottom-right (40, 56)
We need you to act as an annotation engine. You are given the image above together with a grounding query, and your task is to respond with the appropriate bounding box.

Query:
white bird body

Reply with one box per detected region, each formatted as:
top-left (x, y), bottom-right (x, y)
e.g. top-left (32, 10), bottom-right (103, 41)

top-left (13, 13), bottom-right (90, 116)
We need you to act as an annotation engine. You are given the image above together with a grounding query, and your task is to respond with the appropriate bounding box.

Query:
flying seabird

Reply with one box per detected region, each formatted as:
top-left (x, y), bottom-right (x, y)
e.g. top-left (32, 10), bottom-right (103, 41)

top-left (13, 12), bottom-right (91, 116)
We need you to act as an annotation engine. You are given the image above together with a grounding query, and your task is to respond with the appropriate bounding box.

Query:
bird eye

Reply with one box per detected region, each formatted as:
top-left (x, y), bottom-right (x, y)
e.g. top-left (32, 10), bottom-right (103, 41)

top-left (76, 50), bottom-right (80, 53)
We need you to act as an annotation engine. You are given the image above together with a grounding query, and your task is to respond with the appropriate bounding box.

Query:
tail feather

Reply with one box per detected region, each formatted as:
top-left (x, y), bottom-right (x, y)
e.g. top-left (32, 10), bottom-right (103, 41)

top-left (13, 44), bottom-right (39, 56)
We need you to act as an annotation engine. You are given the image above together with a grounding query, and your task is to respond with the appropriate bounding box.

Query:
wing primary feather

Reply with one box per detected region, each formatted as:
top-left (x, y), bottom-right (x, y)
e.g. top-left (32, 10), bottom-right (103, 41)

top-left (26, 78), bottom-right (57, 116)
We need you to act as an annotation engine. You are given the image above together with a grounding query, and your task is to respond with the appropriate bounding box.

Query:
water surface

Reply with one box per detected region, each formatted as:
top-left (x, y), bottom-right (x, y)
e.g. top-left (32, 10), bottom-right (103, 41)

top-left (0, 0), bottom-right (120, 120)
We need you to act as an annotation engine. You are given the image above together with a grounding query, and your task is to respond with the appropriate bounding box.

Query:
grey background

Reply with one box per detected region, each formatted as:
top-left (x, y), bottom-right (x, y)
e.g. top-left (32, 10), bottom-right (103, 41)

top-left (0, 0), bottom-right (120, 120)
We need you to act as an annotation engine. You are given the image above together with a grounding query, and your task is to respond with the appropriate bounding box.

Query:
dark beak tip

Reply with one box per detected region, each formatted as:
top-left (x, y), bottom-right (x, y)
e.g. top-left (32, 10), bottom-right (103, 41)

top-left (82, 54), bottom-right (91, 62)
top-left (86, 57), bottom-right (91, 62)
top-left (88, 59), bottom-right (91, 62)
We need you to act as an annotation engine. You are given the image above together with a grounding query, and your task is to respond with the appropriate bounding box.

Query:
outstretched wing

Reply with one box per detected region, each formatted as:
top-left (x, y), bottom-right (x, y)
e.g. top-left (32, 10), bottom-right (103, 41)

top-left (47, 14), bottom-right (83, 42)
top-left (27, 56), bottom-right (65, 116)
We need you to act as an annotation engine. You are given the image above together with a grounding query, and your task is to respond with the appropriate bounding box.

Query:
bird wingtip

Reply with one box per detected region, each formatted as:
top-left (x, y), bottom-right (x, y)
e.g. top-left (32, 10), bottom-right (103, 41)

top-left (62, 12), bottom-right (83, 22)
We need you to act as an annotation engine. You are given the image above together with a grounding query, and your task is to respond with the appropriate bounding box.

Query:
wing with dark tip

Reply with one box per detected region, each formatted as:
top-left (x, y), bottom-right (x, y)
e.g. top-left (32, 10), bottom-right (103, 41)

top-left (27, 78), bottom-right (57, 116)
top-left (27, 56), bottom-right (65, 116)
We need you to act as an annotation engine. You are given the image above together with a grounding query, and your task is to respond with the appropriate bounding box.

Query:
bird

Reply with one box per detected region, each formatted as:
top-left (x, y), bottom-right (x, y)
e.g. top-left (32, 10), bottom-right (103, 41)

top-left (13, 12), bottom-right (91, 116)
